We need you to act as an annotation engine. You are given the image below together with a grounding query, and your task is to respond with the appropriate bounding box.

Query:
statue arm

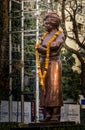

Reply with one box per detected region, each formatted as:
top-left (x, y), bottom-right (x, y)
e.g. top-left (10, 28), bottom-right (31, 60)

top-left (37, 45), bottom-right (47, 54)
top-left (50, 33), bottom-right (65, 51)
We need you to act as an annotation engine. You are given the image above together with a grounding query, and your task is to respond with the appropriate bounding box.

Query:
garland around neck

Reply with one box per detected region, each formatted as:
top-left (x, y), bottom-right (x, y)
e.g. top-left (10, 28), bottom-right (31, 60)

top-left (35, 29), bottom-right (62, 94)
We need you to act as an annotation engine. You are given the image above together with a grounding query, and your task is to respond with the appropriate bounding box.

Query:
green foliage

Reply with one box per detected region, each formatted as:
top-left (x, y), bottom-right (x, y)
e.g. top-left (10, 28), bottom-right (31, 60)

top-left (24, 16), bottom-right (36, 30)
top-left (24, 38), bottom-right (35, 59)
top-left (11, 1), bottom-right (21, 31)
top-left (61, 50), bottom-right (81, 102)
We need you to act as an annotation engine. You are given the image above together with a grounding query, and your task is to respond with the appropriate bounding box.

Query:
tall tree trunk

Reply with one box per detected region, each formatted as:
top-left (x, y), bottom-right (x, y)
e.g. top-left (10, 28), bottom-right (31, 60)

top-left (61, 0), bottom-right (67, 38)
top-left (1, 0), bottom-right (9, 66)
top-left (0, 0), bottom-right (9, 99)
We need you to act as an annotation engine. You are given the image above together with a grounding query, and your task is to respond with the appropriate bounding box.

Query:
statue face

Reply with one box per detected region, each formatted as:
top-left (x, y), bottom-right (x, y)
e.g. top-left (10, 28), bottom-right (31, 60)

top-left (44, 17), bottom-right (56, 32)
top-left (44, 12), bottom-right (60, 32)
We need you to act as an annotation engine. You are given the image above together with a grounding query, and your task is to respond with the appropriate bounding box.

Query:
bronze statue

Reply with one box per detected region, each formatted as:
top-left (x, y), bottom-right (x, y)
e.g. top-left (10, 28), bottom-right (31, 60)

top-left (35, 11), bottom-right (65, 122)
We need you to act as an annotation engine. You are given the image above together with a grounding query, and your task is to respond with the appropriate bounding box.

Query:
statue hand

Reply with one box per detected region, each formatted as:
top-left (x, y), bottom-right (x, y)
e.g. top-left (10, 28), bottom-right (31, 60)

top-left (37, 45), bottom-right (46, 54)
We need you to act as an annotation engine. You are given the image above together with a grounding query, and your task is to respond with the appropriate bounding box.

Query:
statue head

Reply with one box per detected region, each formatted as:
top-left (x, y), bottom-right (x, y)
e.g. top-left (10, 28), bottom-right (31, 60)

top-left (44, 11), bottom-right (61, 30)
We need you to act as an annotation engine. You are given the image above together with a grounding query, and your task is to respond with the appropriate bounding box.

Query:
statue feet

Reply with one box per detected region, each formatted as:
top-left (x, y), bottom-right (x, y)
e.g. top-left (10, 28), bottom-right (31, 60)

top-left (50, 115), bottom-right (60, 123)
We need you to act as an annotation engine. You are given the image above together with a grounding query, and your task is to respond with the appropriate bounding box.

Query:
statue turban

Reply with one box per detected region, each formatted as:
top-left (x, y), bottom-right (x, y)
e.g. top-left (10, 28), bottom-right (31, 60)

top-left (44, 11), bottom-right (61, 29)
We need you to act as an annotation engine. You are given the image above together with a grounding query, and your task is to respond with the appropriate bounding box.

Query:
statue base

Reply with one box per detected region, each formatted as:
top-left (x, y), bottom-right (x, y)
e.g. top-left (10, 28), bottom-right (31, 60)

top-left (28, 121), bottom-right (76, 128)
top-left (10, 121), bottom-right (84, 130)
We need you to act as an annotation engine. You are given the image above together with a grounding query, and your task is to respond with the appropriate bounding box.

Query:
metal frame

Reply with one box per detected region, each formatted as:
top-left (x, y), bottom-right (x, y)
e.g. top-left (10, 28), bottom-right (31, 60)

top-left (9, 0), bottom-right (51, 123)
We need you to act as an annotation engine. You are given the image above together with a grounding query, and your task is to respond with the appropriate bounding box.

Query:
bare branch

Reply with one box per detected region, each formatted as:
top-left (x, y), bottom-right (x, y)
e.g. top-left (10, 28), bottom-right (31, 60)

top-left (64, 43), bottom-right (84, 64)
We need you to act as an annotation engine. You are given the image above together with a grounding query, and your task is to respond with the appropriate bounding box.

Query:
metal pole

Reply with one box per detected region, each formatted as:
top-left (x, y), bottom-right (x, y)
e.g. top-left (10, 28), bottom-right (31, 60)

top-left (21, 0), bottom-right (24, 123)
top-left (47, 0), bottom-right (51, 12)
top-left (35, 0), bottom-right (40, 123)
top-left (9, 0), bottom-right (12, 122)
